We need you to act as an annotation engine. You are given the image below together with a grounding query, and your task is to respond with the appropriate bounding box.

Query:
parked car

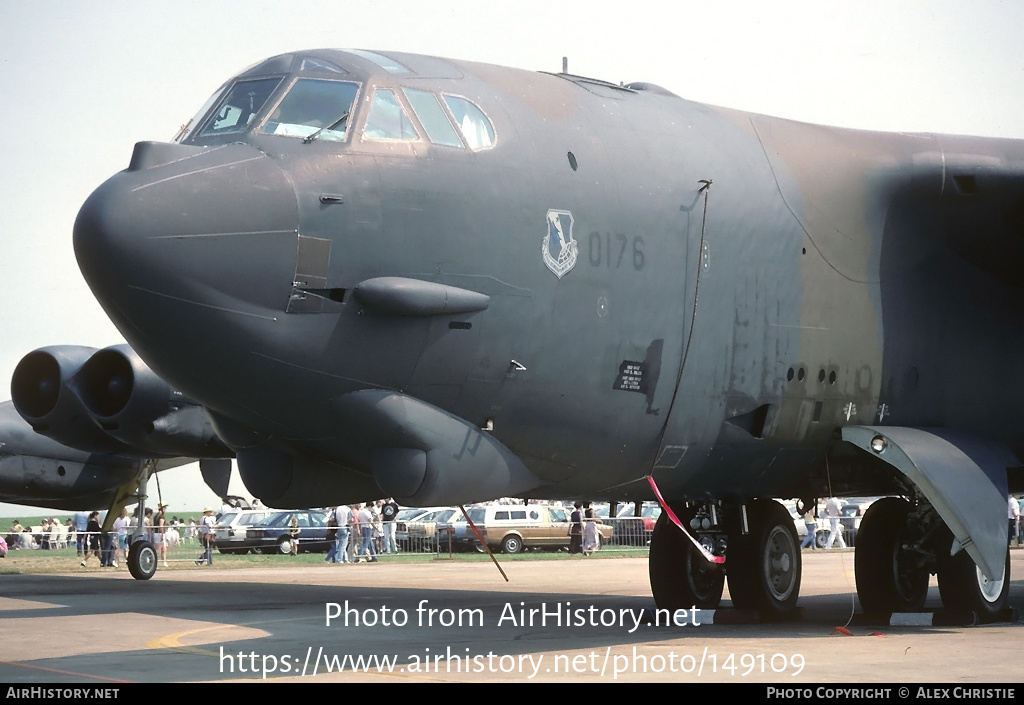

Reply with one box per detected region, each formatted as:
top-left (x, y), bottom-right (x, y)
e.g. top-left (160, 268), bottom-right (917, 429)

top-left (611, 502), bottom-right (662, 546)
top-left (215, 509), bottom-right (270, 553)
top-left (395, 507), bottom-right (447, 549)
top-left (458, 504), bottom-right (613, 554)
top-left (243, 510), bottom-right (331, 554)
top-left (406, 508), bottom-right (462, 551)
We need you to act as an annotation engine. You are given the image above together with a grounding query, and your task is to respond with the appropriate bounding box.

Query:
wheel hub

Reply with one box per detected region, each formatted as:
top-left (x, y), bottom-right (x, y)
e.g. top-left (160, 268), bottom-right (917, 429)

top-left (764, 526), bottom-right (797, 601)
top-left (977, 565), bottom-right (1005, 603)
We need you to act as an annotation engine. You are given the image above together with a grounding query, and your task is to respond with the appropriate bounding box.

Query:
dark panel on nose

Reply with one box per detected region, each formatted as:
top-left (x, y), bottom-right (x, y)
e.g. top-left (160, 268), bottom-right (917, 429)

top-left (74, 142), bottom-right (300, 319)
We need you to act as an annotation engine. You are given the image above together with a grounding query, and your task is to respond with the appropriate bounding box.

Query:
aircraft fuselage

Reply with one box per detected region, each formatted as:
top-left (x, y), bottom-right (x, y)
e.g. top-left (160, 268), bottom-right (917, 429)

top-left (74, 50), bottom-right (1024, 509)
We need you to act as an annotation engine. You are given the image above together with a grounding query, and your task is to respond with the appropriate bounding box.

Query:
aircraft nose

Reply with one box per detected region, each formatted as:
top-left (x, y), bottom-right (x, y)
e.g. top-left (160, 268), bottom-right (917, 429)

top-left (74, 142), bottom-right (299, 334)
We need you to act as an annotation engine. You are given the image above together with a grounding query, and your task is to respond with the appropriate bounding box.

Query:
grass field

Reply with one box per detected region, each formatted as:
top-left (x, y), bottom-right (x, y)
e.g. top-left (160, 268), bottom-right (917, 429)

top-left (0, 540), bottom-right (647, 575)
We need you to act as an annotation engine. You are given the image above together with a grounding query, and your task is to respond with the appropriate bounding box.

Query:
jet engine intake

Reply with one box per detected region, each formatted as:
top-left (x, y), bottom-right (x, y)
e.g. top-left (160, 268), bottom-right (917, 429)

top-left (11, 345), bottom-right (229, 459)
top-left (12, 346), bottom-right (126, 453)
top-left (70, 345), bottom-right (229, 458)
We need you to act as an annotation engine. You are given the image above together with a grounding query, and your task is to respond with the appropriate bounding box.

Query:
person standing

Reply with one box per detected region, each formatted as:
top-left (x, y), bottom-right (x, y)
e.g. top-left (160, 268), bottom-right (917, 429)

top-left (1009, 494), bottom-right (1020, 547)
top-left (825, 497), bottom-right (846, 549)
top-left (333, 504), bottom-right (352, 563)
top-left (154, 502), bottom-right (169, 567)
top-left (582, 507), bottom-right (601, 555)
top-left (197, 507), bottom-right (216, 565)
top-left (81, 511), bottom-right (102, 567)
top-left (74, 510), bottom-right (88, 556)
top-left (568, 502), bottom-right (583, 555)
top-left (356, 502), bottom-right (377, 563)
top-left (800, 506), bottom-right (818, 550)
top-left (380, 498), bottom-right (399, 554)
top-left (324, 510), bottom-right (339, 563)
top-left (288, 514), bottom-right (300, 556)
top-left (113, 508), bottom-right (130, 568)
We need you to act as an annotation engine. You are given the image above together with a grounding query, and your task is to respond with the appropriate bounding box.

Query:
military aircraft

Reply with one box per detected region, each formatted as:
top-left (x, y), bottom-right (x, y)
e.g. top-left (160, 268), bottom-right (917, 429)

top-left (3, 343), bottom-right (232, 577)
top-left (66, 49), bottom-right (1022, 616)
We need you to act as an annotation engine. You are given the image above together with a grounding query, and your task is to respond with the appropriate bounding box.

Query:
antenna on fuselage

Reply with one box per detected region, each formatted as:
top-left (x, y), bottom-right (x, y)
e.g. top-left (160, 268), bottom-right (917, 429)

top-left (562, 56), bottom-right (568, 74)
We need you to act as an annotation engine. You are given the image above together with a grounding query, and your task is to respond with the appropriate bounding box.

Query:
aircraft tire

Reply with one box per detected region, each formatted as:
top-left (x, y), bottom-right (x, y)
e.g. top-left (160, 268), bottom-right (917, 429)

top-left (937, 543), bottom-right (1010, 622)
top-left (127, 539), bottom-right (157, 581)
top-left (726, 500), bottom-right (801, 617)
top-left (853, 498), bottom-right (928, 613)
top-left (649, 511), bottom-right (724, 610)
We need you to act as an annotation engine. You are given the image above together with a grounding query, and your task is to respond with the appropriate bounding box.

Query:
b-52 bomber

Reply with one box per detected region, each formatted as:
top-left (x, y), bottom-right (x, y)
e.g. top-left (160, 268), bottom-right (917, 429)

top-left (65, 49), bottom-right (1023, 616)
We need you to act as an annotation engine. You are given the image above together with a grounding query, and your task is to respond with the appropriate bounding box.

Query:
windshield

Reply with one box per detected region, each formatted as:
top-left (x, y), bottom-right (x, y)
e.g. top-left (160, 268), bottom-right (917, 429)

top-left (262, 78), bottom-right (360, 141)
top-left (197, 77), bottom-right (283, 138)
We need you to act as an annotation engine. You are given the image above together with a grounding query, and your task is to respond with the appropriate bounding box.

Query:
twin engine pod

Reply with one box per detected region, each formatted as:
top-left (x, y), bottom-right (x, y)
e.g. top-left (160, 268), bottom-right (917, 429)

top-left (11, 344), bottom-right (229, 459)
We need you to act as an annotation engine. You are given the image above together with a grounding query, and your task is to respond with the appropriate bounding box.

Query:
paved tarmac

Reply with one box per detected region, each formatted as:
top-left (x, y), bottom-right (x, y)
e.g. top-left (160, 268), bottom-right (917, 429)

top-left (1, 549), bottom-right (1021, 683)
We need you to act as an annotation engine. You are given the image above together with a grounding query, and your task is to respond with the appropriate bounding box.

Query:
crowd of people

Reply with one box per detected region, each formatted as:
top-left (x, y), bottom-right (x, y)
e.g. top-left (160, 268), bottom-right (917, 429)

top-left (323, 498), bottom-right (400, 564)
top-left (1, 503), bottom-right (211, 568)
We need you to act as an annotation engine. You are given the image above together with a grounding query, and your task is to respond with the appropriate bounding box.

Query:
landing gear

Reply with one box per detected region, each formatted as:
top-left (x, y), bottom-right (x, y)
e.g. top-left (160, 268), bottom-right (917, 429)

top-left (854, 498), bottom-right (928, 613)
top-left (649, 511), bottom-right (724, 610)
top-left (127, 539), bottom-right (157, 580)
top-left (727, 500), bottom-right (801, 617)
top-left (938, 543), bottom-right (1010, 621)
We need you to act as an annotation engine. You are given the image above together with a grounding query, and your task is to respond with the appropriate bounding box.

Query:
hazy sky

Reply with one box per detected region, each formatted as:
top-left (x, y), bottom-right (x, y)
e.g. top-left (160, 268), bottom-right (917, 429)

top-left (1, 0), bottom-right (1022, 515)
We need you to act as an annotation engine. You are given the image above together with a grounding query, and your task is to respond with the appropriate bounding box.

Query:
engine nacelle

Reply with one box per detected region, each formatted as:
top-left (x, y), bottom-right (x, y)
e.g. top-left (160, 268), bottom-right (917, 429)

top-left (70, 345), bottom-right (230, 458)
top-left (11, 346), bottom-right (126, 453)
top-left (12, 344), bottom-right (230, 459)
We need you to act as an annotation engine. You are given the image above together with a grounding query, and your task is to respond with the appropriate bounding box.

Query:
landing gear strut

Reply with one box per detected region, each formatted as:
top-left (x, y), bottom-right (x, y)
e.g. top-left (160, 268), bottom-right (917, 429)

top-left (649, 510), bottom-right (724, 610)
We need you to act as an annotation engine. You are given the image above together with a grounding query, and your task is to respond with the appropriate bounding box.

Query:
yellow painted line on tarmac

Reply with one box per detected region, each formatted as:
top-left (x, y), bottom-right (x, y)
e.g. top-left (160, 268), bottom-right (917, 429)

top-left (147, 616), bottom-right (311, 656)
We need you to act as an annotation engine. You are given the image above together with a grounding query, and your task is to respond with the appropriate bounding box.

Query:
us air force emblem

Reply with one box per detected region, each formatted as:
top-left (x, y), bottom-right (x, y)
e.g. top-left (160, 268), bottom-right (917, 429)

top-left (542, 209), bottom-right (578, 279)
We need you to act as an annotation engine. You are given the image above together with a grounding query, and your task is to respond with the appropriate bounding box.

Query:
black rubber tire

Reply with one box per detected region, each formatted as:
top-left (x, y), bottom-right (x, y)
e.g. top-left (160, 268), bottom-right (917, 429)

top-left (501, 534), bottom-right (523, 554)
top-left (937, 544), bottom-right (1010, 622)
top-left (854, 498), bottom-right (928, 613)
top-left (649, 511), bottom-right (724, 610)
top-left (726, 500), bottom-right (801, 617)
top-left (278, 537), bottom-right (293, 555)
top-left (127, 539), bottom-right (157, 581)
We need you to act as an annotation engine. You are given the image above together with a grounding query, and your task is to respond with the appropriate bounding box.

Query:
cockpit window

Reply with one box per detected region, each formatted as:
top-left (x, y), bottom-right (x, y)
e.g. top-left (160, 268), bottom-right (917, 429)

top-left (175, 84), bottom-right (227, 142)
top-left (299, 57), bottom-right (347, 74)
top-left (363, 88), bottom-right (418, 141)
top-left (197, 77), bottom-right (283, 138)
top-left (403, 88), bottom-right (462, 147)
top-left (346, 50), bottom-right (412, 75)
top-left (261, 78), bottom-right (359, 141)
top-left (443, 95), bottom-right (495, 150)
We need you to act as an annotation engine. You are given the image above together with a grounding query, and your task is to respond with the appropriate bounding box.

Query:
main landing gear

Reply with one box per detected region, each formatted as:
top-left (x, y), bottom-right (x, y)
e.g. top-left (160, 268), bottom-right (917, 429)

top-left (649, 511), bottom-right (724, 610)
top-left (649, 499), bottom-right (801, 617)
top-left (854, 498), bottom-right (929, 613)
top-left (651, 494), bottom-right (1011, 622)
top-left (853, 497), bottom-right (1010, 620)
top-left (726, 499), bottom-right (801, 617)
